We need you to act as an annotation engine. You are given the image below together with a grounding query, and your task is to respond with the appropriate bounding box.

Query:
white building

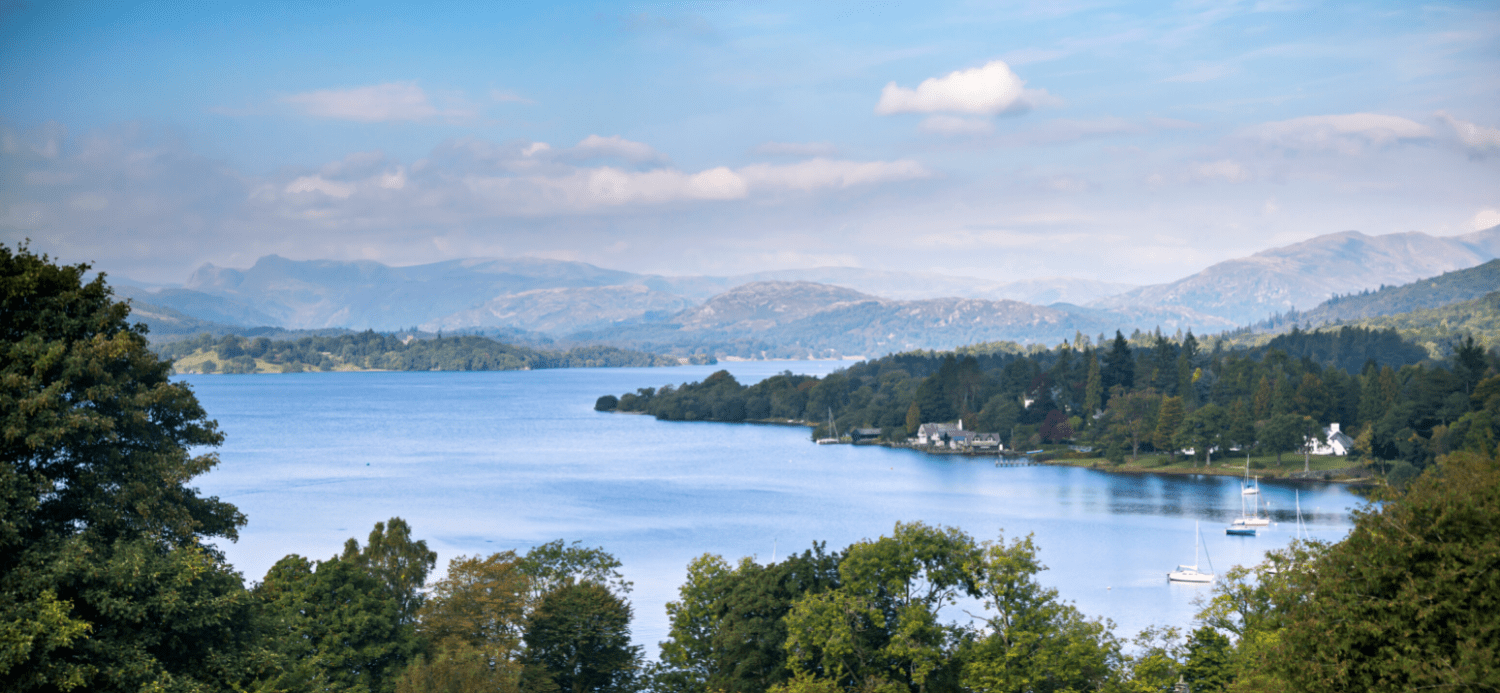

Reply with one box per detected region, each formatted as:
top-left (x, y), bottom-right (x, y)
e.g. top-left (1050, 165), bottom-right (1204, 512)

top-left (1306, 423), bottom-right (1355, 456)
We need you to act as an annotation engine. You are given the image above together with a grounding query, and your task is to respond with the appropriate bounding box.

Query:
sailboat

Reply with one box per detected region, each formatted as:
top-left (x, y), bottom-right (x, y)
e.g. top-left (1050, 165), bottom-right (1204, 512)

top-left (1295, 491), bottom-right (1310, 541)
top-left (1242, 453), bottom-right (1260, 495)
top-left (815, 408), bottom-right (839, 444)
top-left (1169, 521), bottom-right (1215, 583)
top-left (1227, 493), bottom-right (1259, 536)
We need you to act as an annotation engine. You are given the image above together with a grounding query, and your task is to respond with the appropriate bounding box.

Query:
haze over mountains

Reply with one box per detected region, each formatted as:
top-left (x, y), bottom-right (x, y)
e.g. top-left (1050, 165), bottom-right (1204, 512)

top-left (122, 225), bottom-right (1500, 356)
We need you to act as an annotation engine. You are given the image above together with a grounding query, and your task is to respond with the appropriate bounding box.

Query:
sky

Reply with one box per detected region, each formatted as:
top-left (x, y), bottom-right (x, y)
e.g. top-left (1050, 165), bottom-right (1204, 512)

top-left (2, 0), bottom-right (1498, 286)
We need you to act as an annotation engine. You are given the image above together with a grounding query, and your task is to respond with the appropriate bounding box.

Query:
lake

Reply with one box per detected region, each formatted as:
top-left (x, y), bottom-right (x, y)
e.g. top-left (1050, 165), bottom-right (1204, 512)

top-left (182, 361), bottom-right (1360, 654)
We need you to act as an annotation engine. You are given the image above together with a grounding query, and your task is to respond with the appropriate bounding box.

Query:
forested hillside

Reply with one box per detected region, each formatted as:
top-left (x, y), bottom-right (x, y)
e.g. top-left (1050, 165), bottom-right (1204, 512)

top-left (154, 331), bottom-right (688, 373)
top-left (1253, 258), bottom-right (1500, 332)
top-left (602, 326), bottom-right (1497, 473)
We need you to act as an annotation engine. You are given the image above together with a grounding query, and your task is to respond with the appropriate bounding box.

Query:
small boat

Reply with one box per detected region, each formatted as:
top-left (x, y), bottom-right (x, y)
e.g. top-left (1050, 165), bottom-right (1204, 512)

top-left (1169, 522), bottom-right (1215, 583)
top-left (1225, 523), bottom-right (1257, 537)
top-left (1241, 453), bottom-right (1260, 495)
top-left (815, 408), bottom-right (839, 444)
top-left (1227, 493), bottom-right (1261, 535)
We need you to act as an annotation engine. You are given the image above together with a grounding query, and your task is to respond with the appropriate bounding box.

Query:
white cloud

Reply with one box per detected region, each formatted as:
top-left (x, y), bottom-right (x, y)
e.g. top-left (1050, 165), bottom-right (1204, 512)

top-left (282, 82), bottom-right (440, 122)
top-left (1473, 209), bottom-right (1500, 231)
top-left (1436, 112), bottom-right (1500, 155)
top-left (738, 158), bottom-right (931, 191)
top-left (1193, 160), bottom-right (1250, 183)
top-left (579, 166), bottom-right (747, 205)
top-left (566, 135), bottom-right (662, 162)
top-left (285, 175), bottom-right (356, 198)
top-left (753, 141), bottom-right (840, 157)
top-left (1245, 113), bottom-right (1432, 154)
top-left (919, 115), bottom-right (994, 135)
top-left (875, 60), bottom-right (1052, 116)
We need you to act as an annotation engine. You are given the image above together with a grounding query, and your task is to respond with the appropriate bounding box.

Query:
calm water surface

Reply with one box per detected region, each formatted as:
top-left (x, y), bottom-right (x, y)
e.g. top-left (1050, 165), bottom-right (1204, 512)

top-left (182, 361), bottom-right (1359, 654)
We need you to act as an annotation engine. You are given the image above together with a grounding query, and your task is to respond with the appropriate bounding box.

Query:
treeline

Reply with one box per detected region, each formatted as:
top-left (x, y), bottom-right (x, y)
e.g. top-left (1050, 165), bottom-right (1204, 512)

top-left (153, 330), bottom-right (688, 373)
top-left (601, 326), bottom-right (1499, 473)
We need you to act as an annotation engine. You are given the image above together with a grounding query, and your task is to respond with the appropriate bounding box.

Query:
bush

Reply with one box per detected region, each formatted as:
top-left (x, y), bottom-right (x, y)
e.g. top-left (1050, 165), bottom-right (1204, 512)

top-left (595, 395), bottom-right (619, 412)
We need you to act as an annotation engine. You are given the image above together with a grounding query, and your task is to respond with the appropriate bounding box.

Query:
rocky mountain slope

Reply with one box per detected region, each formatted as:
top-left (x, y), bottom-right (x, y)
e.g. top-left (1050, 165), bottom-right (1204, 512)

top-left (1093, 226), bottom-right (1500, 326)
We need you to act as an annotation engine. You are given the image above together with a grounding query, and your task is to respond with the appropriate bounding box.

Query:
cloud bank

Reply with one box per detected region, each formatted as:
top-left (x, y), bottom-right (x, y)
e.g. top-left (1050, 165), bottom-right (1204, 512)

top-left (1245, 113), bottom-right (1432, 154)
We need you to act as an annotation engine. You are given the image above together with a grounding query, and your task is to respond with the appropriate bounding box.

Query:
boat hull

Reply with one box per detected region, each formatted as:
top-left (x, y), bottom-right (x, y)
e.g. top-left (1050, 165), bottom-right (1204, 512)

top-left (1226, 527), bottom-right (1257, 536)
top-left (1168, 571), bottom-right (1213, 583)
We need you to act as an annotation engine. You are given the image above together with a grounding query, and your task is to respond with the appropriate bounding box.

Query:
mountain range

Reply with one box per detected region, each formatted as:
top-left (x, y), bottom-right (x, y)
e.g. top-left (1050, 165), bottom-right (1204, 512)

top-left (121, 225), bottom-right (1500, 356)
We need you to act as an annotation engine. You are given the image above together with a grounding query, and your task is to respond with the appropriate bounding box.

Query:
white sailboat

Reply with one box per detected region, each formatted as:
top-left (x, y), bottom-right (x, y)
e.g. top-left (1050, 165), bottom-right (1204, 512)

top-left (1227, 493), bottom-right (1260, 535)
top-left (1169, 521), bottom-right (1215, 583)
top-left (1242, 453), bottom-right (1260, 495)
top-left (815, 408), bottom-right (839, 444)
top-left (1295, 491), bottom-right (1310, 541)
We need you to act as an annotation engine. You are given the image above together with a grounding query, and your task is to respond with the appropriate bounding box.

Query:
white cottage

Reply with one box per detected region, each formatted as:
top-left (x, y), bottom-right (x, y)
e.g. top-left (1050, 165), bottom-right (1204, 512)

top-left (1306, 423), bottom-right (1356, 456)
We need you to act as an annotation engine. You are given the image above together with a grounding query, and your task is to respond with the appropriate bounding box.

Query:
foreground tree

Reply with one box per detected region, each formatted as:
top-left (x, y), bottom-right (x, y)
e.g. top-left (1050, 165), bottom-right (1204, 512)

top-left (1268, 450), bottom-right (1500, 691)
top-left (522, 581), bottom-right (643, 693)
top-left (0, 244), bottom-right (267, 690)
top-left (396, 551), bottom-right (531, 693)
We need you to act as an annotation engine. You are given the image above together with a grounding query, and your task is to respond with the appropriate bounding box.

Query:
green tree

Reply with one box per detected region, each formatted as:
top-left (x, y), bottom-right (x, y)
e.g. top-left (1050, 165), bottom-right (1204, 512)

top-left (1256, 413), bottom-right (1305, 466)
top-left (398, 551), bottom-right (531, 693)
top-left (1102, 332), bottom-right (1134, 394)
top-left (522, 581), bottom-right (643, 693)
top-left (1153, 396), bottom-right (1186, 458)
top-left (959, 533), bottom-right (1121, 693)
top-left (1269, 450), bottom-right (1500, 691)
top-left (1083, 347), bottom-right (1102, 419)
top-left (1180, 626), bottom-right (1233, 692)
top-left (341, 516), bottom-right (438, 625)
top-left (255, 553), bottom-right (423, 693)
top-left (1177, 403), bottom-right (1227, 466)
top-left (657, 546), bottom-right (842, 693)
top-left (0, 244), bottom-right (267, 691)
top-left (905, 402), bottom-right (922, 436)
top-left (1098, 388), bottom-right (1161, 460)
top-left (519, 540), bottom-right (632, 604)
top-left (784, 522), bottom-right (982, 693)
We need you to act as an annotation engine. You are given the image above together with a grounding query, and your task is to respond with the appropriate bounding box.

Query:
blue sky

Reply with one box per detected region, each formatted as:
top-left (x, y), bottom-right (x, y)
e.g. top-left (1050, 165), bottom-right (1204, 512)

top-left (2, 0), bottom-right (1497, 285)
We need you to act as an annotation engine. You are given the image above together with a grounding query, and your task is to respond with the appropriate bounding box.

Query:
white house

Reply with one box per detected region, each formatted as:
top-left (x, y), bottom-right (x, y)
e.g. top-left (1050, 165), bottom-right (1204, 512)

top-left (916, 421), bottom-right (963, 446)
top-left (1306, 423), bottom-right (1355, 456)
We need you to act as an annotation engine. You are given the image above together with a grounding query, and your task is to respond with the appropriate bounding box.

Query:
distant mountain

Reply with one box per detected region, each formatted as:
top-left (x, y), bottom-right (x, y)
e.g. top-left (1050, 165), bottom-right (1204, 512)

top-left (714, 268), bottom-right (1135, 305)
top-left (1277, 259), bottom-right (1500, 328)
top-left (125, 299), bottom-right (249, 338)
top-left (185, 255), bottom-right (644, 329)
top-left (570, 281), bottom-right (1225, 358)
top-left (423, 285), bottom-right (696, 334)
top-left (117, 286), bottom-right (280, 327)
top-left (1334, 291), bottom-right (1500, 358)
top-left (1092, 226), bottom-right (1500, 326)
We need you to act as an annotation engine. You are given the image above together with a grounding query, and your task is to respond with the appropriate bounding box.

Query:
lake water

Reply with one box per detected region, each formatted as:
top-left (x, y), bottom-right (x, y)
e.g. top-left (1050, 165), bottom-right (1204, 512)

top-left (182, 361), bottom-right (1360, 654)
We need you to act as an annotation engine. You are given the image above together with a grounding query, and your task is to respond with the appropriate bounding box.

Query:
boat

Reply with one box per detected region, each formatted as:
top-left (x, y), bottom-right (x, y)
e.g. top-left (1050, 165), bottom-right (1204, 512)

top-left (815, 408), bottom-right (839, 444)
top-left (1169, 521), bottom-right (1215, 583)
top-left (1227, 493), bottom-right (1261, 535)
top-left (1295, 491), bottom-right (1310, 541)
top-left (1241, 453), bottom-right (1260, 495)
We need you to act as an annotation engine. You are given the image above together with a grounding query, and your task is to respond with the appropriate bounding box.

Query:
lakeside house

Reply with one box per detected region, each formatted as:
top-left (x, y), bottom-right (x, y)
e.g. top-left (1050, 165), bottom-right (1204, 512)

top-left (851, 428), bottom-right (882, 443)
top-left (915, 421), bottom-right (1004, 451)
top-left (1307, 423), bottom-right (1355, 456)
top-left (916, 422), bottom-right (963, 446)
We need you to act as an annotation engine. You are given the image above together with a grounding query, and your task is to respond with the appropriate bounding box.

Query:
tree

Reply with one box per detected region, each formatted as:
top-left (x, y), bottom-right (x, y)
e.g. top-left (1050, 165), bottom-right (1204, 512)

top-left (960, 533), bottom-right (1121, 693)
top-left (341, 516), bottom-right (438, 625)
top-left (1176, 403), bottom-right (1226, 466)
top-left (0, 244), bottom-right (267, 691)
top-left (1269, 450), bottom-right (1500, 691)
top-left (905, 402), bottom-right (922, 436)
top-left (398, 551), bottom-right (531, 693)
top-left (1256, 413), bottom-right (1305, 466)
top-left (784, 522), bottom-right (983, 693)
top-left (256, 553), bottom-right (423, 693)
top-left (1083, 347), bottom-right (1102, 419)
top-left (523, 581), bottom-right (643, 693)
top-left (1099, 388), bottom-right (1161, 460)
top-left (1153, 396), bottom-right (1186, 459)
top-left (656, 546), bottom-right (842, 693)
top-left (1102, 332), bottom-right (1134, 394)
top-left (519, 540), bottom-right (632, 605)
